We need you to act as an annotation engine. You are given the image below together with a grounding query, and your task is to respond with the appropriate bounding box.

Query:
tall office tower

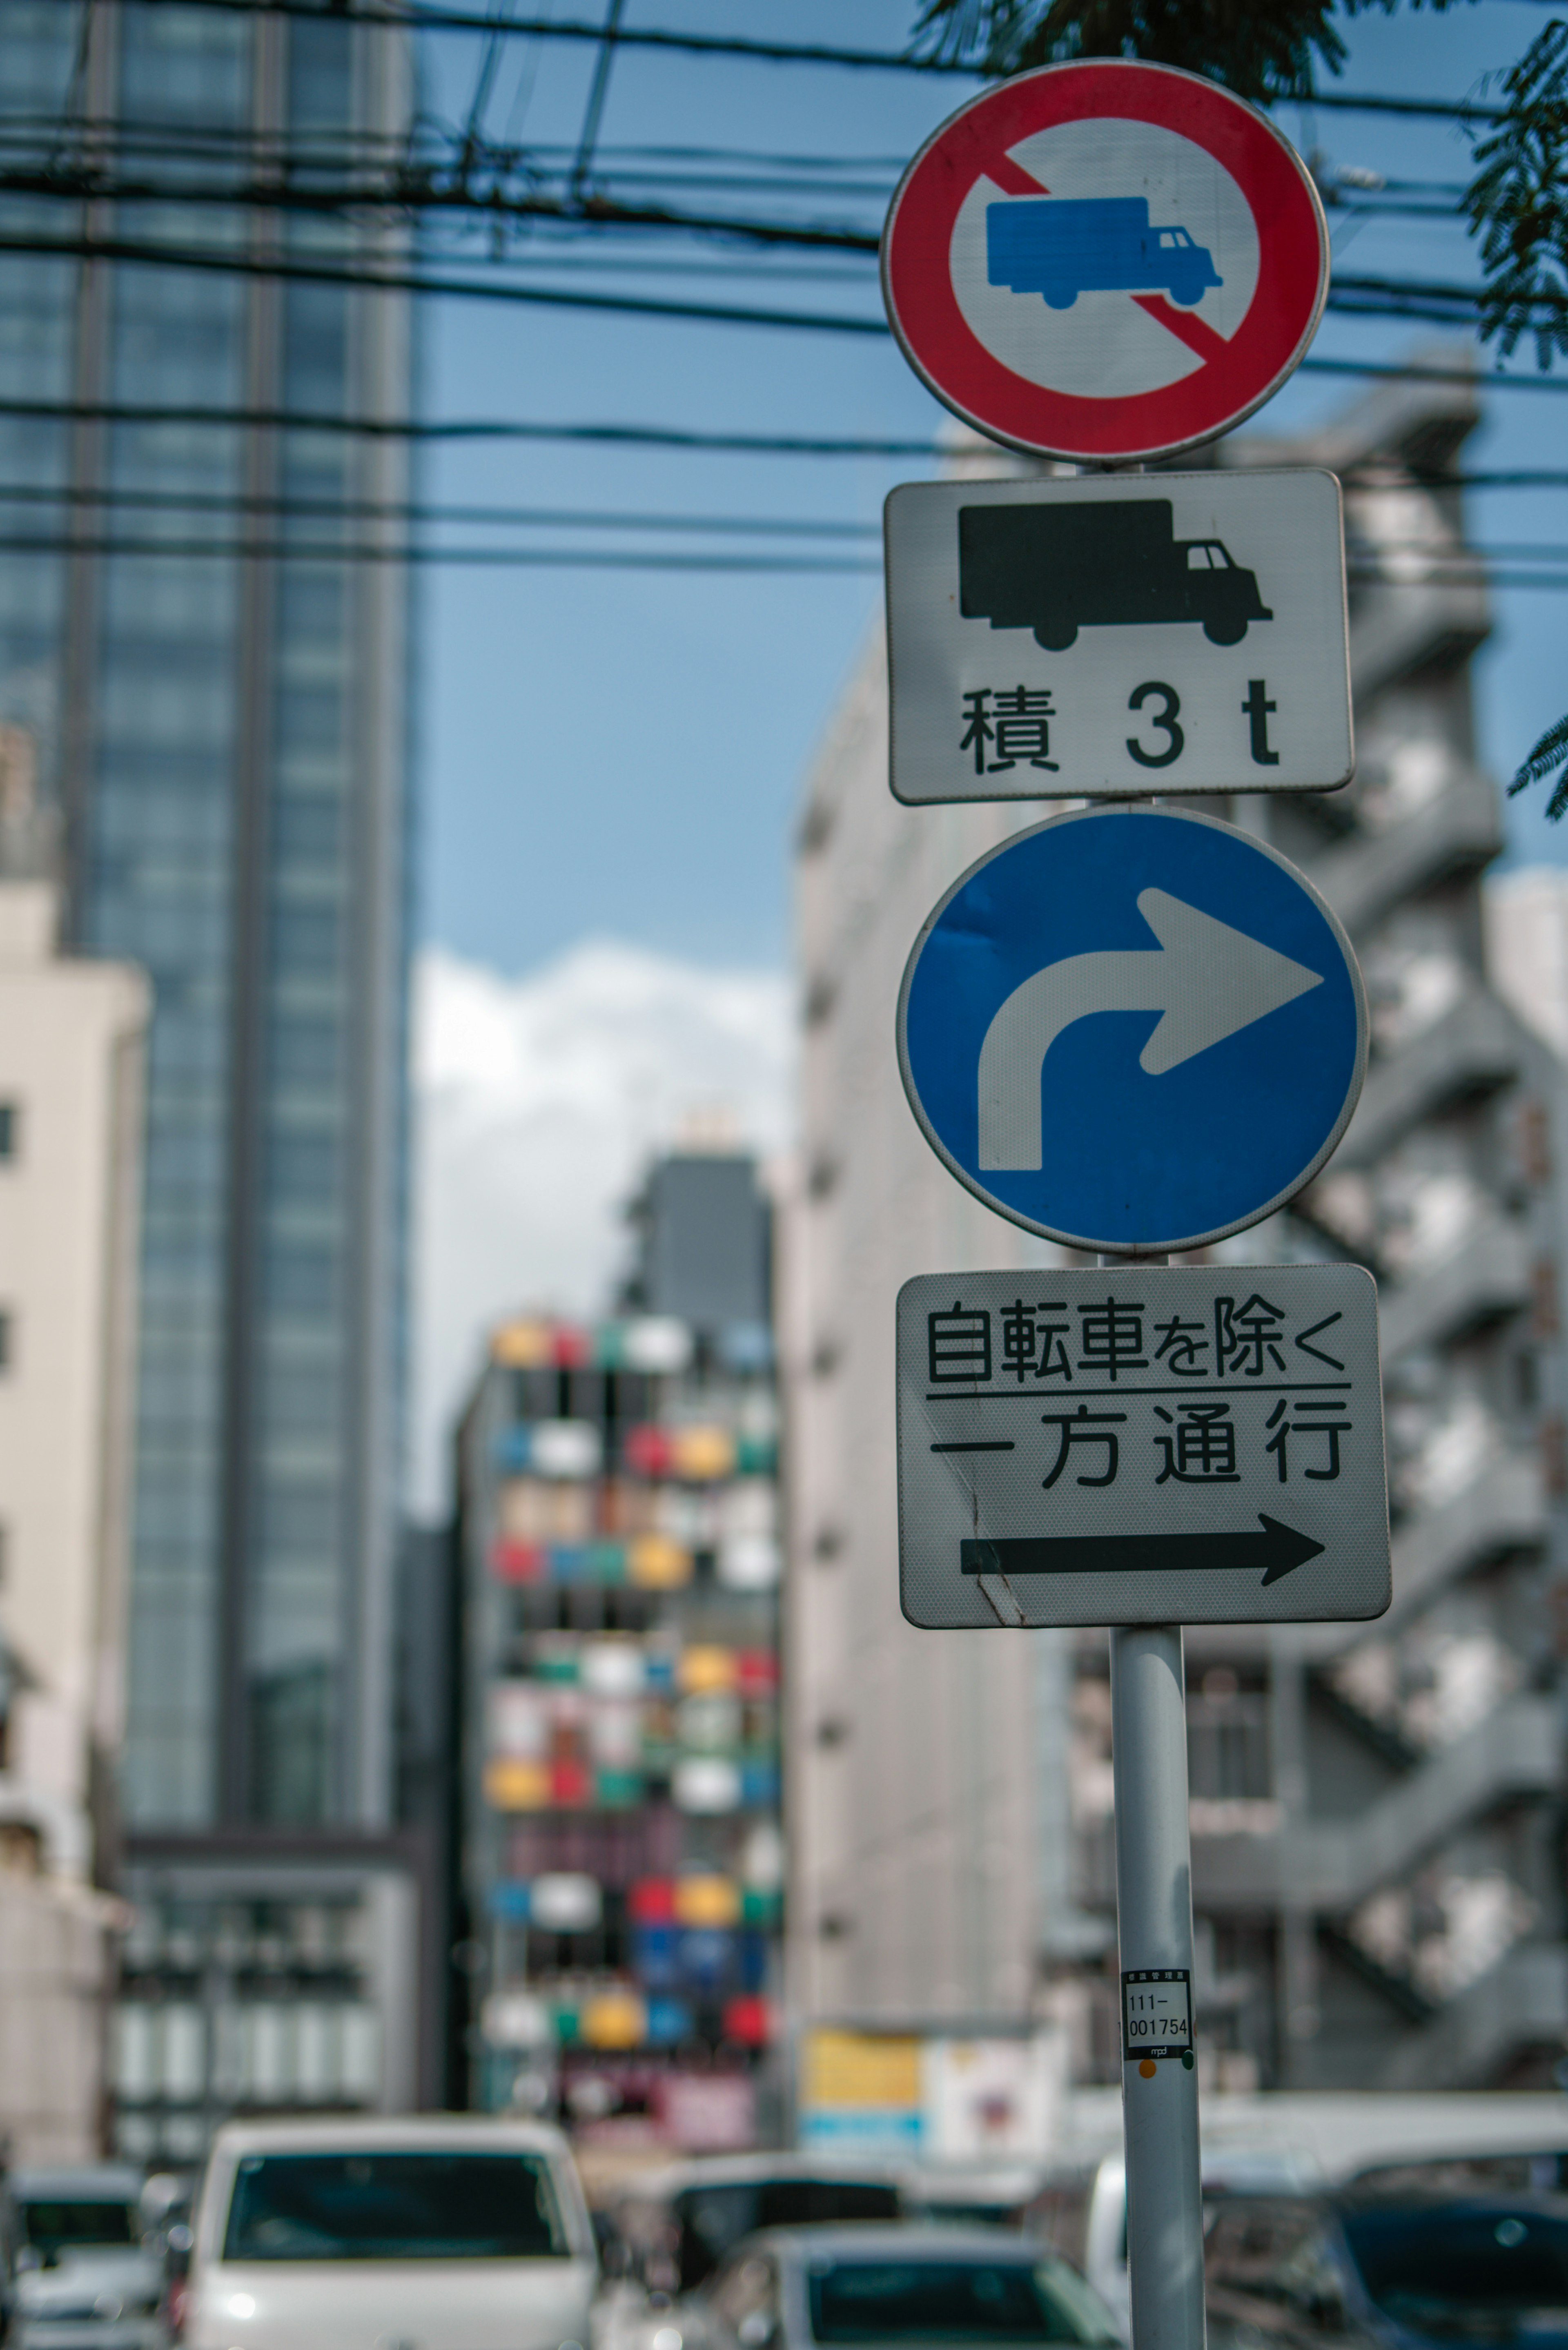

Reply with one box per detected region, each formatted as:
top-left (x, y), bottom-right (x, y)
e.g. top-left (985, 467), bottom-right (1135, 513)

top-left (0, 4), bottom-right (422, 2156)
top-left (454, 1153), bottom-right (785, 2152)
top-left (784, 375), bottom-right (1568, 2088)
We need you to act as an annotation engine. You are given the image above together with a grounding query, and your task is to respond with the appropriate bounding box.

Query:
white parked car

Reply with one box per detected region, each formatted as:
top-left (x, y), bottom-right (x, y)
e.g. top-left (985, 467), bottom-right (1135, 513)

top-left (181, 2116), bottom-right (597, 2350)
top-left (11, 2165), bottom-right (166, 2350)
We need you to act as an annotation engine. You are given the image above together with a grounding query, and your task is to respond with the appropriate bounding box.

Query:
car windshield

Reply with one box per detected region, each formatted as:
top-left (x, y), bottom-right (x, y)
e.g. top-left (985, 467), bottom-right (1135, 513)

top-left (1340, 2206), bottom-right (1568, 2334)
top-left (20, 2200), bottom-right (137, 2255)
top-left (679, 2183), bottom-right (900, 2290)
top-left (221, 2152), bottom-right (569, 2263)
top-left (807, 2258), bottom-right (1119, 2344)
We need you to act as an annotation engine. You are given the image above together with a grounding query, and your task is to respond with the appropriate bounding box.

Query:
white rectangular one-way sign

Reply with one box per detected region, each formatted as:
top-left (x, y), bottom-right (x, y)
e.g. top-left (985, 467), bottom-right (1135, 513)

top-left (884, 471), bottom-right (1352, 803)
top-left (897, 1266), bottom-right (1389, 1629)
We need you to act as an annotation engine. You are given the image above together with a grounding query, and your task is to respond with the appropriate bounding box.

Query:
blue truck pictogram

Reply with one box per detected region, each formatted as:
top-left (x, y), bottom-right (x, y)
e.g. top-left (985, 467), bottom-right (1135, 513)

top-left (987, 196), bottom-right (1222, 311)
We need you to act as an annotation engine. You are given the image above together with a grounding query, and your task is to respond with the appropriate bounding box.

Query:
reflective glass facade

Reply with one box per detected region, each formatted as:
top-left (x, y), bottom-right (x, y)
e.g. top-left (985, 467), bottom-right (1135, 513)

top-left (0, 1), bottom-right (411, 1833)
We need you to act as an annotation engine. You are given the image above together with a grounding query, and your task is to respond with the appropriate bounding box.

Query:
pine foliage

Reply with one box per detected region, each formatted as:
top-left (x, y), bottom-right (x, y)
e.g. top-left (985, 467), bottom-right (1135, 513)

top-left (1461, 22), bottom-right (1568, 370)
top-left (909, 0), bottom-right (1465, 103)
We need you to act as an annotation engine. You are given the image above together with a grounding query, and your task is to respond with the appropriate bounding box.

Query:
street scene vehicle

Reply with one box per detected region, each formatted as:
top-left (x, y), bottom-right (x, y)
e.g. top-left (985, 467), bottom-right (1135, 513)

top-left (958, 500), bottom-right (1273, 651)
top-left (1202, 2152), bottom-right (1568, 2350)
top-left (611, 2159), bottom-right (906, 2295)
top-left (180, 2118), bottom-right (597, 2350)
top-left (11, 2169), bottom-right (163, 2350)
top-left (682, 2227), bottom-right (1122, 2350)
top-left (987, 198), bottom-right (1222, 310)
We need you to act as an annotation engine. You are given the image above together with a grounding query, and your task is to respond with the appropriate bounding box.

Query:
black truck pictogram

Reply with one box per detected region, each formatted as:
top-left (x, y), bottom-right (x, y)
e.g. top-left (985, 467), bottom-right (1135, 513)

top-left (959, 499), bottom-right (1272, 652)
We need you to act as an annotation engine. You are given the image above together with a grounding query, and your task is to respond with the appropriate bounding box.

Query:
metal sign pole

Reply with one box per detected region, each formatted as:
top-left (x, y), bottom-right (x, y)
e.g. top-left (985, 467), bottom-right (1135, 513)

top-left (1100, 1236), bottom-right (1203, 2350)
top-left (1111, 1623), bottom-right (1205, 2350)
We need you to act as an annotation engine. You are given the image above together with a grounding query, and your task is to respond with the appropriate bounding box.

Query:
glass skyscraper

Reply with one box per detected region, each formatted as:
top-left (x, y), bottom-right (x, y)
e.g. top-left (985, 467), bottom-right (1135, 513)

top-left (0, 0), bottom-right (423, 2153)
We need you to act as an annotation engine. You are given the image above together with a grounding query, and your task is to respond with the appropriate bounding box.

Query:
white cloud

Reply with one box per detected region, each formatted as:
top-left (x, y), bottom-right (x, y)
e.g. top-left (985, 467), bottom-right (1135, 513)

top-left (410, 938), bottom-right (795, 1515)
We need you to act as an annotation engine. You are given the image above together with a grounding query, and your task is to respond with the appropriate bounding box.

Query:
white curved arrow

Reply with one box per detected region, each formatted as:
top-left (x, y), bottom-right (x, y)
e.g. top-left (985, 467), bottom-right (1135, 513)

top-left (977, 888), bottom-right (1324, 1171)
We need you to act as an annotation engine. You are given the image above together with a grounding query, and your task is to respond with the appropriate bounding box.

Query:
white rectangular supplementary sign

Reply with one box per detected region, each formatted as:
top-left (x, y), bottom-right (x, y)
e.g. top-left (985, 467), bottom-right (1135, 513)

top-left (884, 470), bottom-right (1353, 803)
top-left (1122, 1971), bottom-right (1192, 2063)
top-left (897, 1266), bottom-right (1390, 1629)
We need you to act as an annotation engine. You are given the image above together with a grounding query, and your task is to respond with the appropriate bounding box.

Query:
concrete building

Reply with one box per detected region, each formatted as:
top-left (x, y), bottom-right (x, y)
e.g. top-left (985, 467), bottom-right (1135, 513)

top-left (783, 437), bottom-right (1090, 2036)
top-left (0, 747), bottom-right (147, 2155)
top-left (783, 370), bottom-right (1568, 2088)
top-left (0, 3), bottom-right (425, 2156)
top-left (1485, 867), bottom-right (1568, 1061)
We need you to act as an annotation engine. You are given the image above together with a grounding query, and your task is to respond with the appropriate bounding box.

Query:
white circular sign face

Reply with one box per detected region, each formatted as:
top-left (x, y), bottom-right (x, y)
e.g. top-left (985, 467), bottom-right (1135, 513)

top-left (949, 119), bottom-right (1261, 401)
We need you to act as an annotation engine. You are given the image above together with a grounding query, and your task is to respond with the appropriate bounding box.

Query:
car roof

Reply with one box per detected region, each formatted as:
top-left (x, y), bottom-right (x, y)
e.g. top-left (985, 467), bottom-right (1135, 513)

top-left (12, 2167), bottom-right (144, 2200)
top-left (207, 2116), bottom-right (573, 2160)
top-left (632, 2156), bottom-right (904, 2199)
top-left (738, 2226), bottom-right (1056, 2262)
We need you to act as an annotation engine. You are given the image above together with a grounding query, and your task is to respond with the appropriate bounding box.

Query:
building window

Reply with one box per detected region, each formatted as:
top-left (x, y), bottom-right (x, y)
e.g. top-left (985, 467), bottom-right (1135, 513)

top-left (0, 1102), bottom-right (17, 1161)
top-left (0, 1311), bottom-right (12, 1371)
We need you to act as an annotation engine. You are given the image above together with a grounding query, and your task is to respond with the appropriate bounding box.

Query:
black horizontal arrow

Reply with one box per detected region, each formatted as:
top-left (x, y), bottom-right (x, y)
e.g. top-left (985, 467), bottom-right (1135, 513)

top-left (961, 1516), bottom-right (1325, 1588)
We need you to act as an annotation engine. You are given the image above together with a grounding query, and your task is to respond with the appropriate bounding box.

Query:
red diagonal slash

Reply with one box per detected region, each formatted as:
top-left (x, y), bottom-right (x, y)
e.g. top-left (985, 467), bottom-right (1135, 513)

top-left (1133, 292), bottom-right (1232, 364)
top-left (988, 152), bottom-right (1049, 196)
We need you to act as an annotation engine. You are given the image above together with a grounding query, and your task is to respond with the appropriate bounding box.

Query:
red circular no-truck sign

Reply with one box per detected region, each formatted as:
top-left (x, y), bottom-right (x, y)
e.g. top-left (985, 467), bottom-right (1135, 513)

top-left (882, 60), bottom-right (1329, 464)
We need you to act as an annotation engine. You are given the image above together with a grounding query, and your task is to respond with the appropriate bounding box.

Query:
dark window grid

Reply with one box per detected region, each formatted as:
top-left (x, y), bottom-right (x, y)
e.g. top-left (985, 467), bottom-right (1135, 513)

top-left (0, 511), bottom-right (67, 551)
top-left (142, 1137), bottom-right (228, 1188)
top-left (264, 1243), bottom-right (340, 1302)
top-left (267, 1023), bottom-right (343, 1086)
top-left (132, 1512), bottom-right (221, 1558)
top-left (97, 580), bottom-right (244, 644)
top-left (266, 976), bottom-right (351, 1026)
top-left (107, 428), bottom-right (247, 493)
top-left (0, 1101), bottom-right (18, 1161)
top-left (277, 571), bottom-right (346, 641)
top-left (268, 908), bottom-right (344, 977)
top-left (95, 796), bottom-right (232, 852)
top-left (98, 681), bottom-right (241, 752)
top-left (131, 1437), bottom-right (225, 1483)
top-left (288, 11), bottom-right (355, 132)
top-left (108, 353), bottom-right (247, 421)
top-left (274, 690), bottom-right (349, 761)
top-left (143, 1038), bottom-right (229, 1086)
top-left (120, 9), bottom-right (252, 125)
top-left (0, 13), bottom-right (84, 112)
top-left (272, 800), bottom-right (344, 865)
top-left (256, 1424), bottom-right (346, 1475)
top-left (87, 754), bottom-right (238, 804)
top-left (109, 314), bottom-right (249, 409)
top-left (89, 888), bottom-right (234, 944)
top-left (266, 1136), bottom-right (341, 1197)
top-left (261, 1383), bottom-right (345, 1437)
top-left (136, 1142), bottom-right (231, 1193)
top-left (0, 1309), bottom-right (12, 1371)
top-left (263, 1220), bottom-right (347, 1272)
top-left (276, 636), bottom-right (356, 695)
top-left (135, 1366), bottom-right (226, 1416)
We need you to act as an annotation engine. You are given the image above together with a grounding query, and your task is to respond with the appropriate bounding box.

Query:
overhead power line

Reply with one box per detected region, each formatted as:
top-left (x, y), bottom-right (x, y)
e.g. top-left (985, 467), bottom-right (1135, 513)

top-left (7, 474), bottom-right (1568, 552)
top-left (0, 530), bottom-right (1557, 593)
top-left (0, 230), bottom-right (893, 332)
top-left (0, 228), bottom-right (1548, 344)
top-left (0, 155), bottom-right (1469, 241)
top-left (107, 2), bottom-right (1511, 122)
top-left (0, 161), bottom-right (885, 252)
top-left (0, 478), bottom-right (884, 538)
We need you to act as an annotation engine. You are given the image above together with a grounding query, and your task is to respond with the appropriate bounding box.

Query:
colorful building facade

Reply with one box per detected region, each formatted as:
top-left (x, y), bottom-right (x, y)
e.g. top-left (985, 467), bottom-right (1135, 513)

top-left (457, 1296), bottom-right (783, 2149)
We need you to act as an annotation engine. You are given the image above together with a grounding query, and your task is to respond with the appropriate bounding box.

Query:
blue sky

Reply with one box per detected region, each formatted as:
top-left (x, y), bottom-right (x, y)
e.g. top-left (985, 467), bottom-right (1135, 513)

top-left (414, 0), bottom-right (1568, 978)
